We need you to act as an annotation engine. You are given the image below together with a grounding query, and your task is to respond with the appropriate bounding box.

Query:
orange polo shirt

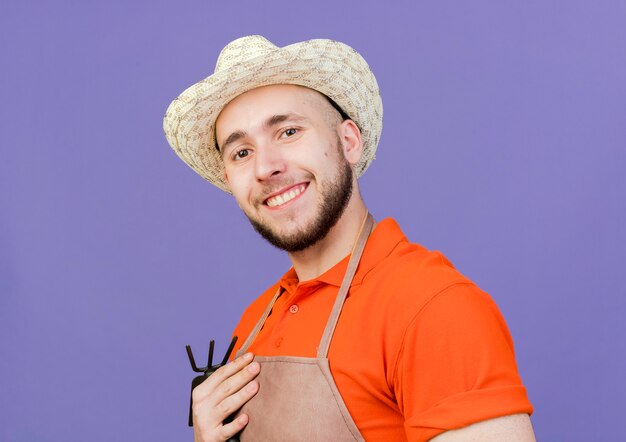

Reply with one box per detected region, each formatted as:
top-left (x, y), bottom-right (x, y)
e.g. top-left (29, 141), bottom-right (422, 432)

top-left (232, 218), bottom-right (533, 441)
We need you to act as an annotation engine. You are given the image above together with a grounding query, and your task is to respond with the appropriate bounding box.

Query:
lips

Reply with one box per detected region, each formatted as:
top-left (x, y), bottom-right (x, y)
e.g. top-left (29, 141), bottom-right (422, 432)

top-left (265, 183), bottom-right (307, 208)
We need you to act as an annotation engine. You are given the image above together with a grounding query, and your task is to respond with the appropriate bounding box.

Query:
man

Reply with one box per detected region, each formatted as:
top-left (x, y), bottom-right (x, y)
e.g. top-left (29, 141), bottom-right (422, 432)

top-left (164, 36), bottom-right (535, 441)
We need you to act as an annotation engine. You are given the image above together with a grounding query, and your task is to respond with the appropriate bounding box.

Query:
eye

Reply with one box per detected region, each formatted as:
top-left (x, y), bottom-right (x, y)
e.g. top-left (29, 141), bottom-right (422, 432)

top-left (280, 128), bottom-right (298, 138)
top-left (234, 148), bottom-right (250, 160)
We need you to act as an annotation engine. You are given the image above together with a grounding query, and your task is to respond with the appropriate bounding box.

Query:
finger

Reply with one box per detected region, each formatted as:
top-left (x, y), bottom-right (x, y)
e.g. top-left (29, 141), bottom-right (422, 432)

top-left (211, 352), bottom-right (255, 382)
top-left (201, 359), bottom-right (260, 404)
top-left (192, 362), bottom-right (261, 414)
top-left (214, 378), bottom-right (259, 421)
top-left (219, 413), bottom-right (249, 440)
top-left (192, 380), bottom-right (258, 435)
top-left (193, 352), bottom-right (255, 398)
top-left (210, 362), bottom-right (260, 416)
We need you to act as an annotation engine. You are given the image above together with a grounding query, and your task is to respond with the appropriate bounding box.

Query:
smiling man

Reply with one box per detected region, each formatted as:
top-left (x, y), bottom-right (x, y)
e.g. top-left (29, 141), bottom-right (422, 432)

top-left (164, 36), bottom-right (535, 442)
top-left (217, 85), bottom-right (357, 258)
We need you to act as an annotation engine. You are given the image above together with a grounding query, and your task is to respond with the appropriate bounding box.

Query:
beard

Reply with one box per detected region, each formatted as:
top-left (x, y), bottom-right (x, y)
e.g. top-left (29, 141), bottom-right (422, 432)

top-left (245, 153), bottom-right (354, 253)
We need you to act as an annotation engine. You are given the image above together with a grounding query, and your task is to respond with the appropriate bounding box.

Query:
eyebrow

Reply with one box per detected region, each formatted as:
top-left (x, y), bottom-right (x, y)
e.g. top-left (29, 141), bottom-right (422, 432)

top-left (219, 113), bottom-right (308, 154)
top-left (220, 130), bottom-right (246, 154)
top-left (265, 113), bottom-right (307, 128)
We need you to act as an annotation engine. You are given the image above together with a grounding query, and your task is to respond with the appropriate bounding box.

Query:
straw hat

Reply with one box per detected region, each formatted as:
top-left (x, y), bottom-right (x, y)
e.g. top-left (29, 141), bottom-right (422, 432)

top-left (163, 35), bottom-right (383, 193)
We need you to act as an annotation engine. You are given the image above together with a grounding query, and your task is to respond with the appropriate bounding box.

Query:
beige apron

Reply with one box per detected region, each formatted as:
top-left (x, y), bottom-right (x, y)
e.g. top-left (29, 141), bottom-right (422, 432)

top-left (233, 215), bottom-right (374, 441)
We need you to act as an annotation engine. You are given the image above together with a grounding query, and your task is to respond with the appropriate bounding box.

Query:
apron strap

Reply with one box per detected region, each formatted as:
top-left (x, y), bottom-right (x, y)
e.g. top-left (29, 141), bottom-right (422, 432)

top-left (238, 288), bottom-right (282, 355)
top-left (317, 214), bottom-right (374, 358)
top-left (237, 213), bottom-right (374, 358)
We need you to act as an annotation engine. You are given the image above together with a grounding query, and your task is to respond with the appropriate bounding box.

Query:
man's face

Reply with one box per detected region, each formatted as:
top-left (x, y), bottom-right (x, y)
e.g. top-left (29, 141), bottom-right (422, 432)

top-left (215, 84), bottom-right (358, 252)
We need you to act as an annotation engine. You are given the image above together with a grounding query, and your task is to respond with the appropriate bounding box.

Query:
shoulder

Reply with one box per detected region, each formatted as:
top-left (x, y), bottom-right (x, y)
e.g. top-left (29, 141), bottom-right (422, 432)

top-left (349, 223), bottom-right (516, 374)
top-left (370, 241), bottom-right (532, 438)
top-left (354, 230), bottom-right (481, 322)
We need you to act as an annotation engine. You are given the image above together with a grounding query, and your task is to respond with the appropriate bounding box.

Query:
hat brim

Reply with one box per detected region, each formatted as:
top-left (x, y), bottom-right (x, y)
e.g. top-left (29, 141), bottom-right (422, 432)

top-left (163, 39), bottom-right (383, 193)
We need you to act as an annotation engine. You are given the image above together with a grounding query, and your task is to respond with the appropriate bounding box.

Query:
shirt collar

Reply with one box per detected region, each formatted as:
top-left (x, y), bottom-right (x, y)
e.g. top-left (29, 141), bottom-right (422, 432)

top-left (278, 218), bottom-right (407, 294)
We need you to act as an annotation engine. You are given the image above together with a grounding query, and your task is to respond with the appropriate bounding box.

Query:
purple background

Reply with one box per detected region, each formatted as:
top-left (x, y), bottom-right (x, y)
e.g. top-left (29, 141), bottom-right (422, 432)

top-left (1, 1), bottom-right (625, 440)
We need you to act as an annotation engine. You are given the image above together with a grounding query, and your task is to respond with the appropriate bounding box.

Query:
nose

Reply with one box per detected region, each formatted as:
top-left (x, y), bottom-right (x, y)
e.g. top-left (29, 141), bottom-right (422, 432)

top-left (254, 142), bottom-right (286, 181)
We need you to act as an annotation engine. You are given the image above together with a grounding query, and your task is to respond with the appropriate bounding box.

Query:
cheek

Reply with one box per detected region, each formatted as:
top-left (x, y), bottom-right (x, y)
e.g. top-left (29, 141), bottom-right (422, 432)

top-left (227, 174), bottom-right (257, 206)
top-left (230, 181), bottom-right (251, 200)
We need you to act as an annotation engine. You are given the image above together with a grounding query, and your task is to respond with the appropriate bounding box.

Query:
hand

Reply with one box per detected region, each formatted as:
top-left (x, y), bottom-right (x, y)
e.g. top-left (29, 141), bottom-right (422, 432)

top-left (192, 352), bottom-right (260, 442)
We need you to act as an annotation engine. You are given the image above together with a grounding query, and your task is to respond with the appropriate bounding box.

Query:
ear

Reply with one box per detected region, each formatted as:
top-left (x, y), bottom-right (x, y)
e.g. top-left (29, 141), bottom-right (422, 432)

top-left (222, 170), bottom-right (243, 208)
top-left (338, 119), bottom-right (363, 166)
top-left (223, 169), bottom-right (234, 193)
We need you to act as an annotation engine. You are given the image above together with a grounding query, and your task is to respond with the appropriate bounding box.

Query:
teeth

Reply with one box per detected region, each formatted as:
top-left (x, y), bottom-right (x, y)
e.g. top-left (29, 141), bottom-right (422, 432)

top-left (267, 185), bottom-right (305, 207)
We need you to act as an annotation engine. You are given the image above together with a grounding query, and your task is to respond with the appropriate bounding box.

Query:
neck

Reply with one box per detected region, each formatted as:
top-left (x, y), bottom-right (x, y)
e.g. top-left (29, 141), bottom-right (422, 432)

top-left (288, 191), bottom-right (368, 282)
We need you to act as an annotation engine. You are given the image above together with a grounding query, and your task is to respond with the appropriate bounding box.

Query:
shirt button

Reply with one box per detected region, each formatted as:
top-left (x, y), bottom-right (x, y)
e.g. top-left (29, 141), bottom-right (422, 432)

top-left (275, 338), bottom-right (283, 347)
top-left (289, 304), bottom-right (299, 314)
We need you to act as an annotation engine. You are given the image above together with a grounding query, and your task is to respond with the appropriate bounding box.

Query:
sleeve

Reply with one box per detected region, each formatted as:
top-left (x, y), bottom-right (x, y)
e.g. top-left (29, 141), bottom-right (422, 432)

top-left (393, 282), bottom-right (533, 441)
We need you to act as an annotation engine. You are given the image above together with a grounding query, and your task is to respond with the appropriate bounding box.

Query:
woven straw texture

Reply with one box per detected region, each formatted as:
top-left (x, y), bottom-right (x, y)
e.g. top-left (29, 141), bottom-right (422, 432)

top-left (163, 35), bottom-right (383, 193)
